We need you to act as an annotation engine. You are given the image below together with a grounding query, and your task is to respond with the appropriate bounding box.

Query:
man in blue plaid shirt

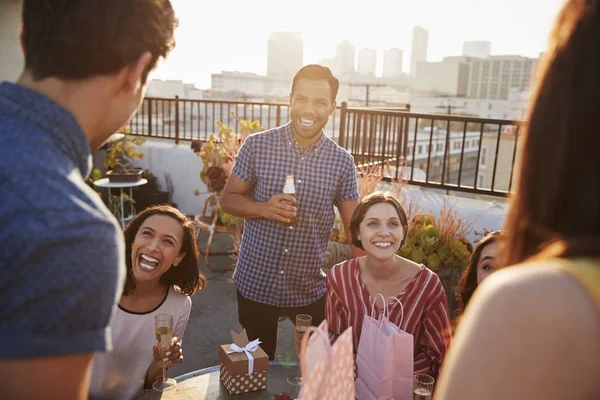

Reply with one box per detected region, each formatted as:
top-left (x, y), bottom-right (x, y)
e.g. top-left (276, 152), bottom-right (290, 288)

top-left (222, 65), bottom-right (359, 360)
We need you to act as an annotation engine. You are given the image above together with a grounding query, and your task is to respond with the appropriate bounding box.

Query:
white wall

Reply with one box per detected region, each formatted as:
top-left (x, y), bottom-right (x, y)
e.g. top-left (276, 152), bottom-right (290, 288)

top-left (0, 0), bottom-right (23, 82)
top-left (132, 138), bottom-right (208, 216)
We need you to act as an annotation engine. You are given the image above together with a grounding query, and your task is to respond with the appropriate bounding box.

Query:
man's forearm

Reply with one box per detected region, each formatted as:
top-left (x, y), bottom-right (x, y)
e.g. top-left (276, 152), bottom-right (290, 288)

top-left (221, 193), bottom-right (265, 219)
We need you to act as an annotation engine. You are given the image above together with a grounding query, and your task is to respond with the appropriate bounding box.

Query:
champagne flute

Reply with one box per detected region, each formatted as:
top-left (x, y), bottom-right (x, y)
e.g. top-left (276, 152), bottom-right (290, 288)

top-left (287, 314), bottom-right (312, 386)
top-left (413, 373), bottom-right (435, 400)
top-left (152, 314), bottom-right (177, 392)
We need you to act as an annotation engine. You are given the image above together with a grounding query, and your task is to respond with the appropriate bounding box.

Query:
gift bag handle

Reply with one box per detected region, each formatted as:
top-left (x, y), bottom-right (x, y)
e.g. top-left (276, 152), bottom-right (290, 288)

top-left (386, 296), bottom-right (405, 326)
top-left (370, 294), bottom-right (405, 329)
top-left (370, 293), bottom-right (387, 319)
top-left (299, 325), bottom-right (333, 400)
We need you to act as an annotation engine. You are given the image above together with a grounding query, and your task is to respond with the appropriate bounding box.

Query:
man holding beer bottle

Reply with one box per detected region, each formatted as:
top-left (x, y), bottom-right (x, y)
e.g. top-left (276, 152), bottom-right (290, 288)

top-left (222, 64), bottom-right (359, 360)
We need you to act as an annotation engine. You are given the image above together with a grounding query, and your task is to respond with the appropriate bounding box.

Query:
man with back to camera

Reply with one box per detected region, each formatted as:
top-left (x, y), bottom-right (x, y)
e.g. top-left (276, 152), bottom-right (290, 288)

top-left (221, 64), bottom-right (360, 360)
top-left (0, 1), bottom-right (177, 399)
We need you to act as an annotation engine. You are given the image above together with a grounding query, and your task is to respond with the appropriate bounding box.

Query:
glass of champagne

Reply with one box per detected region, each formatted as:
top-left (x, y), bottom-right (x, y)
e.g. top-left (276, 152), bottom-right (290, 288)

top-left (153, 313), bottom-right (177, 392)
top-left (287, 314), bottom-right (312, 386)
top-left (413, 373), bottom-right (435, 400)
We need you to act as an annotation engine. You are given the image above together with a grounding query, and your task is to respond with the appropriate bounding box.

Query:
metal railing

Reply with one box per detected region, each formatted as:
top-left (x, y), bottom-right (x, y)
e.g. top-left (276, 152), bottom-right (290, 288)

top-left (123, 97), bottom-right (523, 197)
top-left (337, 103), bottom-right (523, 197)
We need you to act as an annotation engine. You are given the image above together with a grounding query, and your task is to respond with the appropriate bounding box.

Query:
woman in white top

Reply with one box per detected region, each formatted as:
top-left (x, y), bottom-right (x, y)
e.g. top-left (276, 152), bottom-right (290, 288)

top-left (89, 205), bottom-right (206, 400)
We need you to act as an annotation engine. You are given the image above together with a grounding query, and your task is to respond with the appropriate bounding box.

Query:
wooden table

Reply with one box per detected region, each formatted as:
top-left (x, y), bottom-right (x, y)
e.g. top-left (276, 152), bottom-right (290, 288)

top-left (137, 361), bottom-right (300, 399)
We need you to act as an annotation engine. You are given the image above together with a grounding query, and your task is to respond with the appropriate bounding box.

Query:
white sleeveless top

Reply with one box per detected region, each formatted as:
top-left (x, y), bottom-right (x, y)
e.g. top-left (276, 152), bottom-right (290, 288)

top-left (89, 286), bottom-right (192, 400)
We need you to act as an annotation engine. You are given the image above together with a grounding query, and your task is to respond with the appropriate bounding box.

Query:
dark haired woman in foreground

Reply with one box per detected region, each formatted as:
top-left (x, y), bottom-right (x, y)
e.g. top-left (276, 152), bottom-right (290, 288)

top-left (437, 1), bottom-right (600, 398)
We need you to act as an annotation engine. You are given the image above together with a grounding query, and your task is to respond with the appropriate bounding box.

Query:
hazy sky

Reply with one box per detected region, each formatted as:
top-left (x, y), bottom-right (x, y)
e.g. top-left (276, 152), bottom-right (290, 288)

top-left (149, 0), bottom-right (567, 89)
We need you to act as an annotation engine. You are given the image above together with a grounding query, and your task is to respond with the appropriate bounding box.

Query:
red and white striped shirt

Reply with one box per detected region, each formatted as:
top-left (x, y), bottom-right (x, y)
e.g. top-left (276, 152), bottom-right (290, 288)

top-left (326, 258), bottom-right (452, 379)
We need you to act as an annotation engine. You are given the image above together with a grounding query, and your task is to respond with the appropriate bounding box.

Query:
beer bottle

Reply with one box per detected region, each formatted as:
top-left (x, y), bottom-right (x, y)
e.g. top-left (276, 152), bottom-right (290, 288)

top-left (281, 174), bottom-right (297, 227)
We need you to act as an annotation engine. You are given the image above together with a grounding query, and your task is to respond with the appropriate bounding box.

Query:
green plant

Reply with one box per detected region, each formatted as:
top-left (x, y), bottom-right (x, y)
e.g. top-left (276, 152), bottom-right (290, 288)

top-left (398, 200), bottom-right (474, 272)
top-left (191, 116), bottom-right (264, 261)
top-left (104, 133), bottom-right (146, 171)
top-left (107, 193), bottom-right (134, 221)
top-left (191, 116), bottom-right (263, 193)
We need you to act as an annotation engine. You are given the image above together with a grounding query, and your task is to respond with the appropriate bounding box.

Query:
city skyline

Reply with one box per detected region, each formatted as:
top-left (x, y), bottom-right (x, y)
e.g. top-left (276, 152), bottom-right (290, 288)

top-left (149, 0), bottom-right (565, 89)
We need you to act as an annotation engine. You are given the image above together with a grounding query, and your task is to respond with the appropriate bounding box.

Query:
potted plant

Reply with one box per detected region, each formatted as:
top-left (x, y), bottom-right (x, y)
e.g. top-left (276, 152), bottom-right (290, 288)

top-left (104, 132), bottom-right (146, 183)
top-left (398, 202), bottom-right (474, 319)
top-left (191, 116), bottom-right (264, 261)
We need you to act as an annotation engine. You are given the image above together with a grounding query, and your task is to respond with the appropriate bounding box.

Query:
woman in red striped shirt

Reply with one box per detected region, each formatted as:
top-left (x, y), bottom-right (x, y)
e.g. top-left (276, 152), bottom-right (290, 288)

top-left (326, 191), bottom-right (452, 379)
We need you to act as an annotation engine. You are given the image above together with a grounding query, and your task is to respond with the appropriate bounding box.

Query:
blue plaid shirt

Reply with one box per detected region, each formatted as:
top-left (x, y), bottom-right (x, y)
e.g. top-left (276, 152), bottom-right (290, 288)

top-left (232, 122), bottom-right (359, 307)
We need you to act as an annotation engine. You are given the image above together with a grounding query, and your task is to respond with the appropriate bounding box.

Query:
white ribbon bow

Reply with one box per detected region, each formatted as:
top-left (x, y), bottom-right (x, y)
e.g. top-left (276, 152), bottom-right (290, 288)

top-left (226, 338), bottom-right (261, 376)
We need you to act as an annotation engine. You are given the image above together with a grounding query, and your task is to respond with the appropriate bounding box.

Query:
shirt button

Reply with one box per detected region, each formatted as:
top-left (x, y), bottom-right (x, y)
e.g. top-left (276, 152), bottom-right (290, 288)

top-left (298, 179), bottom-right (302, 184)
top-left (280, 270), bottom-right (284, 275)
top-left (284, 248), bottom-right (289, 253)
top-left (289, 226), bottom-right (293, 230)
top-left (301, 157), bottom-right (304, 161)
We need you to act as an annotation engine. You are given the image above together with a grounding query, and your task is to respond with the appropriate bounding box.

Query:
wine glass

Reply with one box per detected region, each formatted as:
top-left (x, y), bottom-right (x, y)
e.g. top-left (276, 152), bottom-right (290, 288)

top-left (153, 314), bottom-right (177, 392)
top-left (413, 373), bottom-right (435, 400)
top-left (287, 314), bottom-right (313, 386)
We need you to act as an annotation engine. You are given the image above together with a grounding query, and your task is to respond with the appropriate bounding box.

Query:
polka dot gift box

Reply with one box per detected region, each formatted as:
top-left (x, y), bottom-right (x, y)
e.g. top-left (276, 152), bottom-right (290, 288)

top-left (219, 329), bottom-right (269, 395)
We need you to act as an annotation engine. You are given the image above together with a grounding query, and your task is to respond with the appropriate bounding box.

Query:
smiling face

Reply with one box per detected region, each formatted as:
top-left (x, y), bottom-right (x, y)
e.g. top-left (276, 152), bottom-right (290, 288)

top-left (130, 214), bottom-right (186, 285)
top-left (476, 241), bottom-right (498, 284)
top-left (357, 202), bottom-right (405, 261)
top-left (289, 78), bottom-right (336, 148)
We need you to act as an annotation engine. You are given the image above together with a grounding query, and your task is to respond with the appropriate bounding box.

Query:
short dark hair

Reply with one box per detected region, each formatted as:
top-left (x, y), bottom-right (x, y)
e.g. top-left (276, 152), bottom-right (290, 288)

top-left (456, 230), bottom-right (505, 315)
top-left (122, 205), bottom-right (206, 296)
top-left (22, 0), bottom-right (178, 82)
top-left (291, 64), bottom-right (340, 102)
top-left (350, 191), bottom-right (409, 250)
top-left (502, 0), bottom-right (600, 266)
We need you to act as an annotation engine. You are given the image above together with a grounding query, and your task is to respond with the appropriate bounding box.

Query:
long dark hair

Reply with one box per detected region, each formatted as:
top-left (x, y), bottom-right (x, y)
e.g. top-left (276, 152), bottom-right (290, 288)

top-left (456, 231), bottom-right (505, 314)
top-left (503, 0), bottom-right (600, 267)
top-left (122, 205), bottom-right (206, 296)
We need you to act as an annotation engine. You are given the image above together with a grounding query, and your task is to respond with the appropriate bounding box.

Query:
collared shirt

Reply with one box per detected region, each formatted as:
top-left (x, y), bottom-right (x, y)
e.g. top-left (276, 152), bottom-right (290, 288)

top-left (232, 122), bottom-right (359, 307)
top-left (0, 82), bottom-right (125, 358)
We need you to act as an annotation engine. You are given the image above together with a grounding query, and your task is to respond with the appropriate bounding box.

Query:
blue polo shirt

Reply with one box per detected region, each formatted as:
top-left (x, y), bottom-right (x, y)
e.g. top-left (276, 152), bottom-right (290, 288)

top-left (0, 82), bottom-right (125, 358)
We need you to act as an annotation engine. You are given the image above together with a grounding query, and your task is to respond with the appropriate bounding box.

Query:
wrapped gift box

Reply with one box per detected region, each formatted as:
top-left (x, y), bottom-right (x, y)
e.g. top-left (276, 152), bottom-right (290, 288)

top-left (219, 329), bottom-right (269, 395)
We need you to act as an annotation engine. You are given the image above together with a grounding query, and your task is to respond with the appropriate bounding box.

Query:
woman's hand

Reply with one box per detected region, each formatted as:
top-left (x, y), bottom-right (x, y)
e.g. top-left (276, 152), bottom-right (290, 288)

top-left (145, 337), bottom-right (183, 389)
top-left (153, 336), bottom-right (184, 368)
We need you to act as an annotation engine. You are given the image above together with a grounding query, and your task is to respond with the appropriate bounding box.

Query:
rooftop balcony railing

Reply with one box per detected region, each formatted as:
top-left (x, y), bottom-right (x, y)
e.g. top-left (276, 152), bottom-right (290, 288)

top-left (122, 97), bottom-right (524, 198)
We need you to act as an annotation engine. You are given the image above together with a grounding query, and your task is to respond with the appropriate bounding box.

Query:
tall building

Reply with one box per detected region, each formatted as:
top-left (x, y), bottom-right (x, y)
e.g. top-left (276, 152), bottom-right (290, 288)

top-left (462, 41), bottom-right (491, 59)
top-left (266, 32), bottom-right (303, 83)
top-left (413, 56), bottom-right (471, 96)
top-left (357, 48), bottom-right (377, 77)
top-left (383, 48), bottom-right (403, 78)
top-left (335, 40), bottom-right (356, 79)
top-left (319, 57), bottom-right (336, 72)
top-left (410, 26), bottom-right (429, 77)
top-left (467, 55), bottom-right (537, 99)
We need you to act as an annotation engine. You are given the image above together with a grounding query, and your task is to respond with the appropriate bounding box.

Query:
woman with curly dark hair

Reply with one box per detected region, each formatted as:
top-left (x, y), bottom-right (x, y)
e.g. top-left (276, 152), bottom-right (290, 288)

top-left (90, 205), bottom-right (206, 399)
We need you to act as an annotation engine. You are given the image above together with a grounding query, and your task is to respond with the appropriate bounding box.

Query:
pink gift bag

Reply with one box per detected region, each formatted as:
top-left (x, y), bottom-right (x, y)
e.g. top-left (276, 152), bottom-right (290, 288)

top-left (298, 320), bottom-right (355, 400)
top-left (355, 295), bottom-right (414, 400)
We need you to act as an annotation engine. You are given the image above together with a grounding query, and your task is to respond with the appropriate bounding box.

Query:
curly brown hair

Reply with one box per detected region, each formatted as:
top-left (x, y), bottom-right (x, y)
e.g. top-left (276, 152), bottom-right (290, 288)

top-left (122, 205), bottom-right (206, 296)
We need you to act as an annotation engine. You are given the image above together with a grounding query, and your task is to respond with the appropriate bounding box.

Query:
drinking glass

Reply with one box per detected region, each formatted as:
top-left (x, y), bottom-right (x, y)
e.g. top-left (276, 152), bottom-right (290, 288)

top-left (152, 313), bottom-right (177, 392)
top-left (413, 373), bottom-right (435, 400)
top-left (287, 314), bottom-right (313, 386)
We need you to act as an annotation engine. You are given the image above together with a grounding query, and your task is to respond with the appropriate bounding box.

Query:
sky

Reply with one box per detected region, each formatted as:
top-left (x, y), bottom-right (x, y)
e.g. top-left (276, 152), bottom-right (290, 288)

top-left (149, 0), bottom-right (567, 89)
